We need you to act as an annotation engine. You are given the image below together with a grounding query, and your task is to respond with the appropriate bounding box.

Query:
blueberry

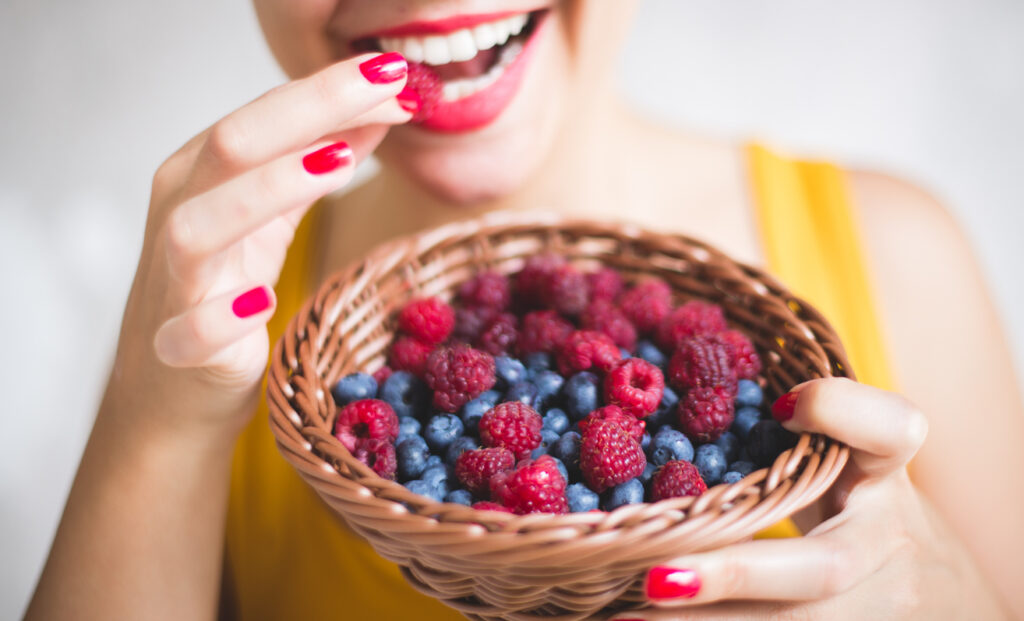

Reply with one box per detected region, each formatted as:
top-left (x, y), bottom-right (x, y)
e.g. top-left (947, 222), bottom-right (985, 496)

top-left (694, 444), bottom-right (727, 486)
top-left (444, 489), bottom-right (473, 506)
top-left (494, 356), bottom-right (528, 390)
top-left (601, 478), bottom-right (645, 510)
top-left (746, 420), bottom-right (798, 467)
top-left (331, 372), bottom-right (378, 405)
top-left (422, 463), bottom-right (451, 490)
top-left (460, 389), bottom-right (500, 434)
top-left (714, 431), bottom-right (740, 463)
top-left (548, 456), bottom-right (569, 484)
top-left (619, 348), bottom-right (632, 359)
top-left (424, 454), bottom-right (443, 470)
top-left (505, 381), bottom-right (539, 408)
top-left (550, 431), bottom-right (582, 479)
top-left (731, 406), bottom-right (762, 440)
top-left (381, 371), bottom-right (429, 420)
top-left (564, 372), bottom-right (599, 420)
top-left (728, 460), bottom-right (756, 476)
top-left (640, 462), bottom-right (657, 485)
top-left (722, 471), bottom-right (744, 485)
top-left (445, 435), bottom-right (478, 465)
top-left (398, 416), bottom-right (421, 440)
top-left (635, 340), bottom-right (667, 369)
top-left (566, 482), bottom-right (600, 513)
top-left (524, 352), bottom-right (553, 376)
top-left (650, 427), bottom-right (694, 466)
top-left (647, 385), bottom-right (679, 431)
top-left (530, 429), bottom-right (561, 458)
top-left (533, 370), bottom-right (565, 409)
top-left (542, 408), bottom-right (570, 435)
top-left (424, 414), bottom-right (464, 452)
top-left (735, 379), bottom-right (764, 408)
top-left (640, 431), bottom-right (652, 453)
top-left (395, 436), bottom-right (430, 481)
top-left (405, 479), bottom-right (445, 502)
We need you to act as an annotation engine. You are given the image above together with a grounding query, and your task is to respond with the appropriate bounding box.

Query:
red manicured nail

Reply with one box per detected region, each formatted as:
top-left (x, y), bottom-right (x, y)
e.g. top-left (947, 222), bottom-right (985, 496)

top-left (232, 286), bottom-right (270, 318)
top-left (396, 86), bottom-right (421, 114)
top-left (359, 52), bottom-right (407, 84)
top-left (646, 566), bottom-right (701, 600)
top-left (302, 142), bottom-right (352, 175)
top-left (772, 391), bottom-right (799, 422)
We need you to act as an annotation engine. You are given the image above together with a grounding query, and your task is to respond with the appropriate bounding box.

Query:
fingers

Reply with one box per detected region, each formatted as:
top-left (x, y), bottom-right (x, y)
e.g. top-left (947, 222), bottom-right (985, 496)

top-left (154, 284), bottom-right (275, 368)
top-left (771, 378), bottom-right (928, 477)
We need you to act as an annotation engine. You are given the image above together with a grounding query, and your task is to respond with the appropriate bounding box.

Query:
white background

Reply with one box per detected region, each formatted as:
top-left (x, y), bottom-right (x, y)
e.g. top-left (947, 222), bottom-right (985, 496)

top-left (1, 0), bottom-right (1022, 616)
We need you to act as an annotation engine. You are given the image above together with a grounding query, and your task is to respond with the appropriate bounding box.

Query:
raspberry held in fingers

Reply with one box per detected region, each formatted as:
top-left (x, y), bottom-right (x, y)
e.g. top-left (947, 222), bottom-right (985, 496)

top-left (302, 142), bottom-right (353, 175)
top-left (358, 51), bottom-right (408, 84)
top-left (232, 286), bottom-right (270, 318)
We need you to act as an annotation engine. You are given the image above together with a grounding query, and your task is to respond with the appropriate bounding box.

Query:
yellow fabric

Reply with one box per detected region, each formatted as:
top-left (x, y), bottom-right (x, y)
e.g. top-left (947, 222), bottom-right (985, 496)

top-left (224, 143), bottom-right (895, 617)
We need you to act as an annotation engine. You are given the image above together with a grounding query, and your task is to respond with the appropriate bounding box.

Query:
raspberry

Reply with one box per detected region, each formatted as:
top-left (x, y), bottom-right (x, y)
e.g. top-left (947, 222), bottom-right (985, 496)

top-left (719, 329), bottom-right (762, 380)
top-left (579, 419), bottom-right (646, 493)
top-left (479, 401), bottom-right (543, 459)
top-left (452, 305), bottom-right (498, 343)
top-left (424, 345), bottom-right (497, 412)
top-left (372, 365), bottom-right (393, 386)
top-left (618, 278), bottom-right (672, 335)
top-left (677, 386), bottom-right (735, 442)
top-left (586, 267), bottom-right (624, 302)
top-left (455, 447), bottom-right (515, 495)
top-left (657, 300), bottom-right (728, 350)
top-left (578, 405), bottom-right (645, 443)
top-left (580, 299), bottom-right (637, 351)
top-left (458, 271), bottom-right (511, 310)
top-left (666, 334), bottom-right (738, 394)
top-left (556, 330), bottom-right (622, 376)
top-left (476, 312), bottom-right (518, 356)
top-left (515, 253), bottom-right (565, 308)
top-left (489, 455), bottom-right (568, 515)
top-left (405, 63), bottom-right (442, 123)
top-left (398, 297), bottom-right (455, 345)
top-left (353, 438), bottom-right (397, 480)
top-left (517, 310), bottom-right (574, 355)
top-left (472, 501), bottom-right (515, 513)
top-left (603, 358), bottom-right (665, 418)
top-left (333, 399), bottom-right (399, 452)
top-left (388, 336), bottom-right (433, 377)
top-left (651, 460), bottom-right (707, 501)
top-left (542, 264), bottom-right (588, 316)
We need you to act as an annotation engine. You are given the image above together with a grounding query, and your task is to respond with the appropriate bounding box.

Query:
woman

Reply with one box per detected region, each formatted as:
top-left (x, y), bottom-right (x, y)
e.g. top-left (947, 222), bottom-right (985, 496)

top-left (26, 1), bottom-right (1023, 619)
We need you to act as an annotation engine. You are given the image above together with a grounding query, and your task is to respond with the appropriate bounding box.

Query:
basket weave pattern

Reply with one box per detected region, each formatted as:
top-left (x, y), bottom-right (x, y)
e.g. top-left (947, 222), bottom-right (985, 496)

top-left (267, 213), bottom-right (852, 620)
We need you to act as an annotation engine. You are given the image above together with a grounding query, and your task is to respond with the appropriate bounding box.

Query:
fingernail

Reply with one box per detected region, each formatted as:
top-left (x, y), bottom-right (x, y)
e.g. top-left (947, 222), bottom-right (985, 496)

top-left (771, 391), bottom-right (799, 422)
top-left (396, 86), bottom-right (421, 114)
top-left (360, 52), bottom-right (407, 84)
top-left (302, 142), bottom-right (352, 175)
top-left (646, 566), bottom-right (701, 600)
top-left (232, 286), bottom-right (270, 318)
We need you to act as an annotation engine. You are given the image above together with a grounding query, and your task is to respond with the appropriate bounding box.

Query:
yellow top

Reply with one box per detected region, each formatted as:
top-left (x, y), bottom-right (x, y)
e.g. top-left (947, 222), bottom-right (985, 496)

top-left (223, 143), bottom-right (894, 618)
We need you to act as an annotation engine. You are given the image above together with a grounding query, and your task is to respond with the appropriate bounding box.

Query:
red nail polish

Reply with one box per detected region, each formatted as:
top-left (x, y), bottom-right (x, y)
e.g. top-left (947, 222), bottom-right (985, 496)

top-left (232, 286), bottom-right (270, 318)
top-left (646, 566), bottom-right (701, 600)
top-left (359, 52), bottom-right (407, 84)
top-left (302, 142), bottom-right (352, 175)
top-left (772, 391), bottom-right (799, 422)
top-left (396, 86), bottom-right (421, 114)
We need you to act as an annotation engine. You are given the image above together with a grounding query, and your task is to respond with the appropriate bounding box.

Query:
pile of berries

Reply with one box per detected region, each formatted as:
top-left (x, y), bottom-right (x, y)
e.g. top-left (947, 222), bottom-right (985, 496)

top-left (329, 256), bottom-right (797, 515)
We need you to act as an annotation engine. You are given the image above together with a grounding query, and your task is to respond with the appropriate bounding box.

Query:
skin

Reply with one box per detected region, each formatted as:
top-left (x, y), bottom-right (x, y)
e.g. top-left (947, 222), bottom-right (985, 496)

top-left (26, 1), bottom-right (1024, 619)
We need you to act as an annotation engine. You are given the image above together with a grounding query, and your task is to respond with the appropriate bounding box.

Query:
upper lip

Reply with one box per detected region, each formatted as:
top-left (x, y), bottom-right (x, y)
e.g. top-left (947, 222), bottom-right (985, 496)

top-left (354, 8), bottom-right (541, 40)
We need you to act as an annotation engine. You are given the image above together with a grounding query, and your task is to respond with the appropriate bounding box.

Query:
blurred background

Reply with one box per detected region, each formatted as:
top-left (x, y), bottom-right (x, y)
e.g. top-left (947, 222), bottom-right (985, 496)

top-left (1, 0), bottom-right (1021, 615)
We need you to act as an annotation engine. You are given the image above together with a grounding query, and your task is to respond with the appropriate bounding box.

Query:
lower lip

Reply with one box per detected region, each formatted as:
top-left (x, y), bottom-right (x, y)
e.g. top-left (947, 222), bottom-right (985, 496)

top-left (416, 14), bottom-right (548, 134)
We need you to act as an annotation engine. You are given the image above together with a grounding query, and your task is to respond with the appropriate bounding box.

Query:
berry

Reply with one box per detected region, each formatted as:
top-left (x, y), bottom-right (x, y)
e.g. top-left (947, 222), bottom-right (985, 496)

top-left (564, 371), bottom-right (600, 421)
top-left (531, 429), bottom-right (561, 458)
top-left (489, 455), bottom-right (568, 514)
top-left (667, 334), bottom-right (738, 394)
top-left (651, 460), bottom-right (707, 501)
top-left (372, 365), bottom-right (393, 386)
top-left (331, 372), bottom-right (378, 406)
top-left (479, 401), bottom-right (544, 459)
top-left (634, 340), bottom-right (667, 369)
top-left (458, 270), bottom-right (511, 310)
top-left (333, 399), bottom-right (399, 452)
top-left (421, 463), bottom-right (451, 494)
top-left (601, 478), bottom-right (645, 511)
top-left (505, 381), bottom-right (539, 408)
top-left (459, 389), bottom-right (500, 434)
top-left (399, 297), bottom-right (455, 345)
top-left (646, 385), bottom-right (679, 431)
top-left (452, 305), bottom-right (498, 343)
top-left (353, 438), bottom-right (397, 479)
top-left (445, 435), bottom-right (478, 466)
top-left (455, 447), bottom-right (515, 495)
top-left (728, 460), bottom-right (757, 477)
top-left (603, 358), bottom-right (665, 418)
top-left (579, 405), bottom-right (645, 443)
top-left (444, 489), bottom-right (473, 506)
top-left (405, 479), bottom-right (445, 503)
top-left (746, 420), bottom-right (798, 467)
top-left (543, 264), bottom-right (588, 316)
top-left (657, 300), bottom-right (728, 350)
top-left (722, 471), bottom-right (744, 485)
top-left (550, 431), bottom-right (582, 480)
top-left (579, 420), bottom-right (647, 493)
top-left (719, 329), bottom-right (762, 380)
top-left (477, 312), bottom-right (518, 356)
top-left (542, 408), bottom-right (570, 435)
top-left (396, 436), bottom-right (430, 481)
top-left (694, 444), bottom-right (727, 486)
top-left (678, 386), bottom-right (735, 443)
top-left (518, 310), bottom-right (573, 355)
top-left (524, 352), bottom-right (553, 375)
top-left (472, 501), bottom-right (515, 513)
top-left (380, 371), bottom-right (430, 420)
top-left (515, 253), bottom-right (565, 308)
top-left (618, 278), bottom-right (672, 335)
top-left (557, 330), bottom-right (622, 376)
top-left (640, 462), bottom-right (657, 485)
top-left (586, 266), bottom-right (624, 302)
top-left (731, 406), bottom-right (762, 440)
top-left (532, 370), bottom-right (565, 410)
top-left (424, 345), bottom-right (497, 413)
top-left (714, 431), bottom-right (740, 463)
top-left (423, 413), bottom-right (465, 451)
top-left (398, 416), bottom-right (421, 439)
top-left (388, 336), bottom-right (433, 377)
top-left (549, 456), bottom-right (569, 484)
top-left (580, 299), bottom-right (637, 351)
top-left (404, 62), bottom-right (442, 123)
top-left (649, 427), bottom-right (694, 466)
top-left (566, 482), bottom-right (600, 513)
top-left (494, 356), bottom-right (528, 390)
top-left (735, 379), bottom-right (764, 408)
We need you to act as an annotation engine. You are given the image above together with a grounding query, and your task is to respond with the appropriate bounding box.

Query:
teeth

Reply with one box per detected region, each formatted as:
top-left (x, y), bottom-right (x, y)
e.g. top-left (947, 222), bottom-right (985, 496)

top-left (421, 34), bottom-right (452, 65)
top-left (375, 12), bottom-right (532, 67)
top-left (440, 39), bottom-right (524, 102)
top-left (472, 23), bottom-right (498, 51)
top-left (447, 29), bottom-right (478, 62)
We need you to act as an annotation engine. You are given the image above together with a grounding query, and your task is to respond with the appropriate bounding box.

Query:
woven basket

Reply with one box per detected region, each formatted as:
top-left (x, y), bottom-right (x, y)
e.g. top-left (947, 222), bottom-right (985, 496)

top-left (267, 212), bottom-right (852, 620)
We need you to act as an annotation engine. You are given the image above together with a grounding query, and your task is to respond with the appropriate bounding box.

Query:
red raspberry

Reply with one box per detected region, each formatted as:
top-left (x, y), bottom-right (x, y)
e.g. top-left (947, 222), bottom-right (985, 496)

top-left (424, 345), bottom-right (496, 413)
top-left (557, 330), bottom-right (622, 376)
top-left (388, 336), bottom-right (433, 376)
top-left (579, 419), bottom-right (647, 493)
top-left (542, 264), bottom-right (588, 316)
top-left (618, 278), bottom-right (673, 335)
top-left (398, 297), bottom-right (455, 345)
top-left (517, 310), bottom-right (574, 356)
top-left (586, 266), bottom-right (624, 302)
top-left (479, 401), bottom-right (543, 459)
top-left (578, 405), bottom-right (645, 443)
top-left (603, 358), bottom-right (665, 418)
top-left (405, 62), bottom-right (442, 123)
top-left (489, 455), bottom-right (568, 515)
top-left (472, 501), bottom-right (515, 513)
top-left (677, 386), bottom-right (735, 442)
top-left (651, 460), bottom-right (707, 501)
top-left (719, 329), bottom-right (762, 380)
top-left (456, 447), bottom-right (515, 496)
top-left (353, 438), bottom-right (397, 480)
top-left (372, 365), bottom-right (393, 386)
top-left (657, 300), bottom-right (728, 350)
top-left (580, 299), bottom-right (637, 351)
top-left (515, 253), bottom-right (565, 308)
top-left (476, 312), bottom-right (518, 357)
top-left (333, 399), bottom-right (399, 452)
top-left (458, 271), bottom-right (511, 310)
top-left (666, 334), bottom-right (738, 394)
top-left (452, 305), bottom-right (498, 344)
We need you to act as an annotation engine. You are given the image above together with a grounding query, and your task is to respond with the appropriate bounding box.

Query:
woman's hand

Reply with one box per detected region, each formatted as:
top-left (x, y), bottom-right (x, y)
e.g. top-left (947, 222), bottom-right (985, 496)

top-left (611, 378), bottom-right (1010, 620)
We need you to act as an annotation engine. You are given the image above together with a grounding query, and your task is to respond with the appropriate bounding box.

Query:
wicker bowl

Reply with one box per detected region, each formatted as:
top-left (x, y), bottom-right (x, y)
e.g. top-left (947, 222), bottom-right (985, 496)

top-left (267, 212), bottom-right (851, 620)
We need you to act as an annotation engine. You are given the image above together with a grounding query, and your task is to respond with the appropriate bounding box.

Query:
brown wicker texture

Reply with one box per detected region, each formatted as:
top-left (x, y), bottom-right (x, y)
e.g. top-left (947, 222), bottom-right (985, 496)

top-left (267, 212), bottom-right (852, 620)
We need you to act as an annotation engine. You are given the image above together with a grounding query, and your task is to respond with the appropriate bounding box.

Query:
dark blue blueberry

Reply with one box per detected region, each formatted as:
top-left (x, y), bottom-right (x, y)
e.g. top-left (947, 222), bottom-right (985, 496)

top-left (398, 416), bottom-right (421, 440)
top-left (647, 385), bottom-right (679, 431)
top-left (444, 489), bottom-right (473, 506)
top-left (424, 454), bottom-right (443, 470)
top-left (533, 370), bottom-right (565, 410)
top-left (531, 429), bottom-right (561, 458)
top-left (566, 482), bottom-right (600, 513)
top-left (735, 379), bottom-right (764, 408)
top-left (494, 356), bottom-right (528, 390)
top-left (728, 460), bottom-right (756, 476)
top-left (422, 463), bottom-right (451, 490)
top-left (635, 340), bottom-right (667, 369)
top-left (551, 431), bottom-right (582, 479)
top-left (722, 471), bottom-right (744, 485)
top-left (650, 427), bottom-right (694, 466)
top-left (548, 456), bottom-right (569, 484)
top-left (714, 431), bottom-right (740, 463)
top-left (395, 436), bottom-right (430, 481)
top-left (505, 381), bottom-right (539, 408)
top-left (524, 352), bottom-right (553, 376)
top-left (640, 462), bottom-right (657, 485)
top-left (619, 348), bottom-right (632, 359)
top-left (601, 478), bottom-right (645, 511)
top-left (424, 414), bottom-right (465, 452)
top-left (564, 372), bottom-right (599, 421)
top-left (746, 420), bottom-right (798, 467)
top-left (405, 479), bottom-right (445, 502)
top-left (331, 372), bottom-right (378, 405)
top-left (381, 371), bottom-right (429, 420)
top-left (640, 431), bottom-right (652, 453)
top-left (694, 444), bottom-right (727, 486)
top-left (731, 406), bottom-right (762, 440)
top-left (460, 389), bottom-right (500, 435)
top-left (542, 408), bottom-right (570, 435)
top-left (445, 435), bottom-right (478, 465)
